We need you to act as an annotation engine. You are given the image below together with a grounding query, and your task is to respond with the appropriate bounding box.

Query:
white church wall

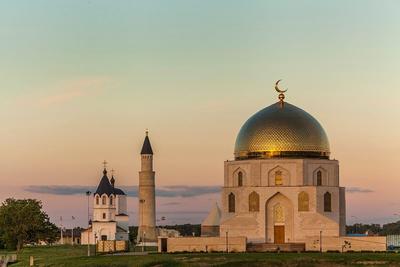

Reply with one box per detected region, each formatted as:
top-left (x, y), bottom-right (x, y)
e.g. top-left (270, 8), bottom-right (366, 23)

top-left (92, 221), bottom-right (117, 241)
top-left (93, 206), bottom-right (116, 222)
top-left (81, 229), bottom-right (94, 245)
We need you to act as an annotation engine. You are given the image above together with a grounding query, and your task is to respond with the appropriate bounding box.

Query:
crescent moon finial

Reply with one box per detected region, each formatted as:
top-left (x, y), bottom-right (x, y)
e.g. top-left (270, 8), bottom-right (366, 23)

top-left (275, 79), bottom-right (288, 93)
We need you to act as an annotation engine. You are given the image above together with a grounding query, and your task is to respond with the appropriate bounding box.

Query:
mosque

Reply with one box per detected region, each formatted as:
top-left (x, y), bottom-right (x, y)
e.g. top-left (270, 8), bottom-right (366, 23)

top-left (215, 84), bottom-right (346, 244)
top-left (163, 82), bottom-right (386, 252)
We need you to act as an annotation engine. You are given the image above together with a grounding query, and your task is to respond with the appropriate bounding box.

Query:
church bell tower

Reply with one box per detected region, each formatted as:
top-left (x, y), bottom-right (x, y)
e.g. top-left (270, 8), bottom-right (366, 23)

top-left (137, 131), bottom-right (157, 243)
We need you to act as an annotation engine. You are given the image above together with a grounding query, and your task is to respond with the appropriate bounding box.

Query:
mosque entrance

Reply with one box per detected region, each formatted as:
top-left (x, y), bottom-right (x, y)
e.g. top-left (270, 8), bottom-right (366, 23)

top-left (265, 193), bottom-right (293, 243)
top-left (274, 225), bottom-right (285, 244)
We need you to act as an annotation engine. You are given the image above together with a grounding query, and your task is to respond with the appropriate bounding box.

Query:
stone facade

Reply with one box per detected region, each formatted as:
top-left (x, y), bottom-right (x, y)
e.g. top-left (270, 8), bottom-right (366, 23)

top-left (219, 158), bottom-right (346, 244)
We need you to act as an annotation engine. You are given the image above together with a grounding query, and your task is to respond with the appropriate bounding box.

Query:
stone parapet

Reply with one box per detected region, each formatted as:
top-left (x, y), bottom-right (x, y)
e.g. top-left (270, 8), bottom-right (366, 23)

top-left (305, 236), bottom-right (387, 252)
top-left (157, 236), bottom-right (247, 253)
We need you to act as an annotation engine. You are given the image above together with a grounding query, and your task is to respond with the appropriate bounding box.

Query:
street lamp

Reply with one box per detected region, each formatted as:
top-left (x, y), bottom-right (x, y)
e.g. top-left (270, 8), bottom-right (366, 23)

top-left (225, 231), bottom-right (229, 253)
top-left (139, 199), bottom-right (145, 252)
top-left (94, 233), bottom-right (98, 256)
top-left (143, 231), bottom-right (146, 252)
top-left (351, 216), bottom-right (359, 234)
top-left (86, 191), bottom-right (91, 257)
top-left (319, 230), bottom-right (322, 253)
top-left (71, 216), bottom-right (76, 245)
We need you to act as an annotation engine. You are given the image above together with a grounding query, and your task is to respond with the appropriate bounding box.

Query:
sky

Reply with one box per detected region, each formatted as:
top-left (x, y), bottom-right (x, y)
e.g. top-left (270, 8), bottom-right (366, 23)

top-left (1, 0), bottom-right (400, 227)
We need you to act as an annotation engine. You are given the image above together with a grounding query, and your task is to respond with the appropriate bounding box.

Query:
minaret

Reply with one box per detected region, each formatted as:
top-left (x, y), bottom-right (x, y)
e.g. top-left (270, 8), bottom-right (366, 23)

top-left (137, 130), bottom-right (157, 243)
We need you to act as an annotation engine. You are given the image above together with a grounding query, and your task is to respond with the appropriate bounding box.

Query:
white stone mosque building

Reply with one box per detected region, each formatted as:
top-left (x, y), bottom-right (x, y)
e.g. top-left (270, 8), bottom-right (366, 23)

top-left (161, 84), bottom-right (386, 252)
top-left (218, 94), bottom-right (346, 244)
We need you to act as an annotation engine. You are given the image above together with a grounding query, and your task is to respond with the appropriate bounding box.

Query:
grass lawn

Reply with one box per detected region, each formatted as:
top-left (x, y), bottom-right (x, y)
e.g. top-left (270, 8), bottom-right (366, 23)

top-left (2, 245), bottom-right (400, 266)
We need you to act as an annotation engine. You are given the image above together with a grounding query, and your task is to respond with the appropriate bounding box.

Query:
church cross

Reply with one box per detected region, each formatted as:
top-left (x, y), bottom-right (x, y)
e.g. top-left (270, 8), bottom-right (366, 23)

top-left (102, 160), bottom-right (108, 169)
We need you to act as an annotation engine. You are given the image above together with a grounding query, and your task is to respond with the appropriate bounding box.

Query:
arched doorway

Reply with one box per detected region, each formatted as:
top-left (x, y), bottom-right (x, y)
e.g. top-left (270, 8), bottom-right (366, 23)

top-left (265, 193), bottom-right (293, 243)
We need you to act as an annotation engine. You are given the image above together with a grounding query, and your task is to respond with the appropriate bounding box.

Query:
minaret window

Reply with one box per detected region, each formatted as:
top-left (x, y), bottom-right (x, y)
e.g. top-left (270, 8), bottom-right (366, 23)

top-left (102, 196), bottom-right (106, 205)
top-left (298, 191), bottom-right (309, 211)
top-left (96, 196), bottom-right (99, 205)
top-left (102, 213), bottom-right (106, 219)
top-left (110, 196), bottom-right (113, 205)
top-left (228, 193), bottom-right (235, 213)
top-left (249, 191), bottom-right (260, 212)
top-left (324, 192), bottom-right (332, 212)
top-left (317, 171), bottom-right (322, 186)
top-left (238, 172), bottom-right (243, 187)
top-left (275, 170), bottom-right (283, 185)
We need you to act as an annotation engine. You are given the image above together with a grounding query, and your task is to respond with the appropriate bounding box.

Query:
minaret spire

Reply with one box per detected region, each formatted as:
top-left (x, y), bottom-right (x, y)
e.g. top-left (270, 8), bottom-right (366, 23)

top-left (141, 130), bottom-right (153, 155)
top-left (137, 130), bottom-right (157, 244)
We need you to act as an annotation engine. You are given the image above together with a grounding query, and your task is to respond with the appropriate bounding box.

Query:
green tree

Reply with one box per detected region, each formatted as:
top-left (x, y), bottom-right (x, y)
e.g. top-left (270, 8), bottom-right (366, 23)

top-left (0, 228), bottom-right (4, 249)
top-left (0, 198), bottom-right (58, 251)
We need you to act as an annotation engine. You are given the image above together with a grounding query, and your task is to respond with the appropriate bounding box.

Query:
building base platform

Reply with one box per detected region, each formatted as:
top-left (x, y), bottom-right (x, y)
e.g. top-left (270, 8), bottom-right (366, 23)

top-left (247, 242), bottom-right (306, 252)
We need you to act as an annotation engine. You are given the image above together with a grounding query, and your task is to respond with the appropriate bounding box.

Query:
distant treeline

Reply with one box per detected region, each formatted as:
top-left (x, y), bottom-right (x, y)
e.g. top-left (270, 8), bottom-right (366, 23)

top-left (347, 221), bottom-right (400, 235)
top-left (128, 224), bottom-right (201, 243)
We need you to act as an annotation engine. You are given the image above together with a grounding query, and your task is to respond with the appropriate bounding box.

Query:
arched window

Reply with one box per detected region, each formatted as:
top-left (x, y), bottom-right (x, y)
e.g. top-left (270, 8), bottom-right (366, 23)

top-left (102, 213), bottom-right (106, 219)
top-left (102, 196), bottom-right (107, 205)
top-left (298, 191), bottom-right (309, 211)
top-left (96, 196), bottom-right (99, 205)
top-left (249, 191), bottom-right (260, 212)
top-left (275, 170), bottom-right (283, 185)
top-left (324, 192), bottom-right (331, 212)
top-left (238, 172), bottom-right (243, 187)
top-left (228, 193), bottom-right (235, 213)
top-left (317, 170), bottom-right (322, 186)
top-left (110, 196), bottom-right (113, 205)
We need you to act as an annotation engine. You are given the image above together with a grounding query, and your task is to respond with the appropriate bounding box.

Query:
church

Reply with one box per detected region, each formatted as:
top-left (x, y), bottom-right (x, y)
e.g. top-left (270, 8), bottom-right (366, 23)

top-left (81, 167), bottom-right (129, 244)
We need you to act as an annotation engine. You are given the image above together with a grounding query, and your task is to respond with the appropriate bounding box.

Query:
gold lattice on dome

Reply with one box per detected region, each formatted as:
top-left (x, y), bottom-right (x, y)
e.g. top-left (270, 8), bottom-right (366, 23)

top-left (234, 102), bottom-right (330, 160)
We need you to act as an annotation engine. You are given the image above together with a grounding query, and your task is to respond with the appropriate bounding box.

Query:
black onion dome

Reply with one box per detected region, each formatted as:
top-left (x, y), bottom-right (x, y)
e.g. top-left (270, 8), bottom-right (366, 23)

top-left (95, 169), bottom-right (126, 196)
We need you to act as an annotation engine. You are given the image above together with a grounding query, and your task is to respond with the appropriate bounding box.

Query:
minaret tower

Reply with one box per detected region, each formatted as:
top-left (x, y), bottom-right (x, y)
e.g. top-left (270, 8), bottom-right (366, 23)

top-left (137, 130), bottom-right (157, 243)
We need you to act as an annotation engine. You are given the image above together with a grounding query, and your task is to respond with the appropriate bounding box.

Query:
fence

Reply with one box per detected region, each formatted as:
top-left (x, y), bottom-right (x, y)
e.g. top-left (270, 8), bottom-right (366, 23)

top-left (387, 235), bottom-right (400, 250)
top-left (97, 240), bottom-right (128, 253)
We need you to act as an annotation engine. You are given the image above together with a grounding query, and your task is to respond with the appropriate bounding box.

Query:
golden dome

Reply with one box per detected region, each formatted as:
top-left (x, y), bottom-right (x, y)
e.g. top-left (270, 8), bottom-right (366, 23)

top-left (234, 102), bottom-right (330, 160)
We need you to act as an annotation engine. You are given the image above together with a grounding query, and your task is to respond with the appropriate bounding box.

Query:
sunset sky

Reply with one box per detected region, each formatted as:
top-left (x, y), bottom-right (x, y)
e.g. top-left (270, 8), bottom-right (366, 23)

top-left (1, 0), bottom-right (400, 227)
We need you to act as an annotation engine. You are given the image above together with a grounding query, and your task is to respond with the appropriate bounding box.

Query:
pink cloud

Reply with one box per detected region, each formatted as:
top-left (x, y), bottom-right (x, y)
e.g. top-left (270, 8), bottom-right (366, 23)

top-left (13, 77), bottom-right (110, 108)
top-left (37, 77), bottom-right (110, 107)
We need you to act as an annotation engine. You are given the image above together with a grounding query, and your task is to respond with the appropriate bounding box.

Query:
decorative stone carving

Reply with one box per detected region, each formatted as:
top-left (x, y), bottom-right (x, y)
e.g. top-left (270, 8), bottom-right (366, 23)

top-left (274, 204), bottom-right (284, 223)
